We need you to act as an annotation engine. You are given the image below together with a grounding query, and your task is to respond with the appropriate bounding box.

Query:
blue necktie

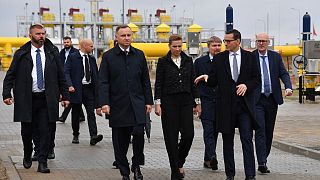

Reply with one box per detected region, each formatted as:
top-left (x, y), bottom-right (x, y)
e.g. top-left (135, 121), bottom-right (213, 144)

top-left (261, 56), bottom-right (270, 96)
top-left (36, 49), bottom-right (44, 90)
top-left (232, 53), bottom-right (238, 82)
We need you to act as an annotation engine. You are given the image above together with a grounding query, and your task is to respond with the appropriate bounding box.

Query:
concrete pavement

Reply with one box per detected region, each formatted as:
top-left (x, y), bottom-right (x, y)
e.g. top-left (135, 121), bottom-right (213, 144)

top-left (0, 70), bottom-right (319, 179)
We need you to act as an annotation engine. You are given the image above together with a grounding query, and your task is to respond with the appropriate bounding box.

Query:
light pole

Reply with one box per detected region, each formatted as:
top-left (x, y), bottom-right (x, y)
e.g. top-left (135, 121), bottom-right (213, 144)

top-left (25, 2), bottom-right (28, 37)
top-left (59, 0), bottom-right (63, 49)
top-left (291, 8), bottom-right (301, 42)
top-left (122, 0), bottom-right (125, 24)
top-left (256, 19), bottom-right (266, 33)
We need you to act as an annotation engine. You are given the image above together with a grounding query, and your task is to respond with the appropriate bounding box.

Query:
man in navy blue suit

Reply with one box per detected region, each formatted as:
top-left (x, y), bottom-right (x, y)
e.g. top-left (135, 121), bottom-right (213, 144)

top-left (194, 36), bottom-right (222, 170)
top-left (253, 33), bottom-right (292, 174)
top-left (64, 39), bottom-right (103, 145)
top-left (58, 36), bottom-right (85, 123)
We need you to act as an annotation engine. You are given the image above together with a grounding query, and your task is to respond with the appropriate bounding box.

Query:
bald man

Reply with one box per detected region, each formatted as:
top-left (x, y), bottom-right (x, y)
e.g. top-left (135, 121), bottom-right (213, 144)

top-left (253, 33), bottom-right (292, 174)
top-left (64, 39), bottom-right (103, 145)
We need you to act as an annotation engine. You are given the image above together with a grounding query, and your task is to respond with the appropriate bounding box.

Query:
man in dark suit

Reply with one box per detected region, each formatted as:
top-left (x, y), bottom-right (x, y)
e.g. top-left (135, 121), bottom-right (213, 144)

top-left (253, 33), bottom-right (292, 174)
top-left (195, 29), bottom-right (260, 180)
top-left (2, 23), bottom-right (70, 173)
top-left (194, 36), bottom-right (222, 170)
top-left (99, 25), bottom-right (153, 180)
top-left (58, 36), bottom-right (85, 123)
top-left (64, 39), bottom-right (103, 145)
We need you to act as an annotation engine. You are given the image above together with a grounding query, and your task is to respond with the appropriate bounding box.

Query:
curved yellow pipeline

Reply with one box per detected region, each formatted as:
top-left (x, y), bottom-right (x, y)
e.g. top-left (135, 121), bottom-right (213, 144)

top-left (274, 45), bottom-right (302, 56)
top-left (0, 37), bottom-right (29, 46)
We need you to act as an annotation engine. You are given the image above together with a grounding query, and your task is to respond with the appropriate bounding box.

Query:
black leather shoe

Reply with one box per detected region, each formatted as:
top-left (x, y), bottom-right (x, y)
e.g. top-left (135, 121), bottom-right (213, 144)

top-left (57, 116), bottom-right (66, 123)
top-left (48, 150), bottom-right (55, 159)
top-left (226, 176), bottom-right (234, 180)
top-left (112, 161), bottom-right (118, 169)
top-left (72, 136), bottom-right (79, 144)
top-left (23, 158), bottom-right (32, 169)
top-left (79, 117), bottom-right (85, 122)
top-left (203, 161), bottom-right (211, 169)
top-left (90, 134), bottom-right (103, 145)
top-left (31, 153), bottom-right (38, 161)
top-left (37, 162), bottom-right (50, 173)
top-left (210, 157), bottom-right (218, 170)
top-left (258, 164), bottom-right (270, 173)
top-left (179, 172), bottom-right (185, 179)
top-left (245, 176), bottom-right (256, 180)
top-left (131, 166), bottom-right (143, 180)
top-left (122, 175), bottom-right (130, 180)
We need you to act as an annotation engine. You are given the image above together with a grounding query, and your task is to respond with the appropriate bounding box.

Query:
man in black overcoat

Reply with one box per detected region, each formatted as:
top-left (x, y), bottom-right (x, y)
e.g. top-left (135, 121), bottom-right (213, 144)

top-left (2, 23), bottom-right (70, 173)
top-left (99, 25), bottom-right (153, 180)
top-left (195, 29), bottom-right (260, 180)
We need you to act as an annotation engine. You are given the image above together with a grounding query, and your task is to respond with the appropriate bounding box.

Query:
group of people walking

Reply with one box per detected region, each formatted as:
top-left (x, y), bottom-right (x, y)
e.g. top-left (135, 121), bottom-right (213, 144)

top-left (2, 23), bottom-right (292, 180)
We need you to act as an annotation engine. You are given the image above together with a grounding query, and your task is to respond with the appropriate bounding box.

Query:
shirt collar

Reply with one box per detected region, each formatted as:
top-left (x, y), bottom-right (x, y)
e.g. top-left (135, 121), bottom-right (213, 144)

top-left (118, 45), bottom-right (130, 53)
top-left (258, 51), bottom-right (268, 57)
top-left (31, 44), bottom-right (44, 52)
top-left (79, 50), bottom-right (87, 57)
top-left (229, 48), bottom-right (241, 56)
top-left (209, 54), bottom-right (214, 60)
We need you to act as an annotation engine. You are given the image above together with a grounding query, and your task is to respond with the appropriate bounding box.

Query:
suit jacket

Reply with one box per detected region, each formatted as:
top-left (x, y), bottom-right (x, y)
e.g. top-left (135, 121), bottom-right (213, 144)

top-left (59, 46), bottom-right (78, 66)
top-left (253, 49), bottom-right (292, 105)
top-left (64, 51), bottom-right (99, 107)
top-left (154, 51), bottom-right (199, 101)
top-left (99, 45), bottom-right (153, 127)
top-left (207, 49), bottom-right (261, 133)
top-left (2, 39), bottom-right (69, 122)
top-left (194, 54), bottom-right (216, 119)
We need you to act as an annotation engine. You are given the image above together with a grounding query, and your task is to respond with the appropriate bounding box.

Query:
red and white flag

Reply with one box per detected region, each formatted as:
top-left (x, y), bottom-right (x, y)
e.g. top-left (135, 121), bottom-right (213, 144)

top-left (312, 24), bottom-right (317, 36)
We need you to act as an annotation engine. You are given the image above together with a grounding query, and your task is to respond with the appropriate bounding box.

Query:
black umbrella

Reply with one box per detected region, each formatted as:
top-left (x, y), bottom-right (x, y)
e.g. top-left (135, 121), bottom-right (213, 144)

top-left (145, 113), bottom-right (152, 143)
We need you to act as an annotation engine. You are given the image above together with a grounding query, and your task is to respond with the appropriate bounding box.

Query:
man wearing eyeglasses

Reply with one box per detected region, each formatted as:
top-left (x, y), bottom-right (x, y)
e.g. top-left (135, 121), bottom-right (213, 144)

top-left (253, 33), bottom-right (292, 174)
top-left (194, 36), bottom-right (222, 171)
top-left (195, 29), bottom-right (260, 180)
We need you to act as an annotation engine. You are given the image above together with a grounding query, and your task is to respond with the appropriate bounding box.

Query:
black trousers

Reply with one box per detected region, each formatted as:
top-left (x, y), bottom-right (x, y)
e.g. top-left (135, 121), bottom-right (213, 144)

top-left (21, 92), bottom-right (54, 163)
top-left (112, 125), bottom-right (145, 176)
top-left (161, 93), bottom-right (194, 179)
top-left (71, 84), bottom-right (97, 137)
top-left (223, 99), bottom-right (255, 177)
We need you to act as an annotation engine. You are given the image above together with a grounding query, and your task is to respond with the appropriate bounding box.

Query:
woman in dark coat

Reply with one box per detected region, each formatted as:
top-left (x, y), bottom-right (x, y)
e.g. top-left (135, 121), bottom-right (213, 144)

top-left (154, 34), bottom-right (201, 180)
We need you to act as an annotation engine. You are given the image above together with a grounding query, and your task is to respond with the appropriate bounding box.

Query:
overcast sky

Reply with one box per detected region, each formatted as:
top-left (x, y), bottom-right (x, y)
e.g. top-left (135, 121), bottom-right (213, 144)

top-left (0, 0), bottom-right (319, 45)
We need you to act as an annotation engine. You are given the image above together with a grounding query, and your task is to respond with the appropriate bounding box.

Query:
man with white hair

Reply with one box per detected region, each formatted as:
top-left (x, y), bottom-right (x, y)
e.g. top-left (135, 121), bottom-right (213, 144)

top-left (253, 33), bottom-right (292, 174)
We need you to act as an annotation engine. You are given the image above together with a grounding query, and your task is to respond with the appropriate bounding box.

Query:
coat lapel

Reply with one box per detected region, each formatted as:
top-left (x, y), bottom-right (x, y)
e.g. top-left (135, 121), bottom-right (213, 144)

top-left (239, 49), bottom-right (248, 80)
top-left (222, 51), bottom-right (232, 80)
top-left (267, 50), bottom-right (275, 83)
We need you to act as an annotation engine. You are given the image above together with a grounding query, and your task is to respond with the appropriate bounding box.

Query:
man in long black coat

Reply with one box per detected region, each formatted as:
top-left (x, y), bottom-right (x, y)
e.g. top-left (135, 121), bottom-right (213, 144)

top-left (2, 24), bottom-right (70, 173)
top-left (99, 25), bottom-right (153, 180)
top-left (195, 29), bottom-right (260, 180)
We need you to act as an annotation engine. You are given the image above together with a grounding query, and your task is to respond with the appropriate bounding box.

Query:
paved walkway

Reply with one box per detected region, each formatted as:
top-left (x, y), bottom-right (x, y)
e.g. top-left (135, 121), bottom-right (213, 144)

top-left (0, 70), bottom-right (319, 180)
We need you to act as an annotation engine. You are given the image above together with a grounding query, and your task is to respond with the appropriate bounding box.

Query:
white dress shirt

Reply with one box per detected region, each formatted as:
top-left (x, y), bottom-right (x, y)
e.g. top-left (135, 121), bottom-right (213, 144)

top-left (31, 44), bottom-right (45, 92)
top-left (229, 48), bottom-right (241, 80)
top-left (79, 51), bottom-right (91, 84)
top-left (258, 51), bottom-right (272, 94)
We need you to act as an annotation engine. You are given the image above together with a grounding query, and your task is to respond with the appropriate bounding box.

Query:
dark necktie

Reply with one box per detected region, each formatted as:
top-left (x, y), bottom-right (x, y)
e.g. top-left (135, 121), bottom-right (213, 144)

top-left (84, 55), bottom-right (91, 82)
top-left (232, 53), bottom-right (239, 82)
top-left (35, 49), bottom-right (44, 90)
top-left (261, 56), bottom-right (271, 96)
